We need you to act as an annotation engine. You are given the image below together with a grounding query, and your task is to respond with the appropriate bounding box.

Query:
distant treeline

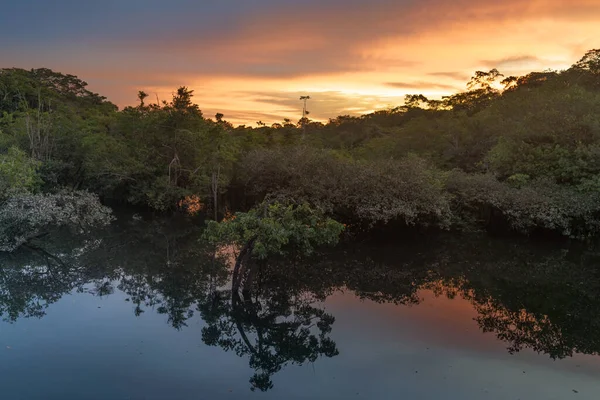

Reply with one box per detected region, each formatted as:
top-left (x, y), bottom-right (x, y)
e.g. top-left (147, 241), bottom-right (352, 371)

top-left (2, 49), bottom-right (600, 238)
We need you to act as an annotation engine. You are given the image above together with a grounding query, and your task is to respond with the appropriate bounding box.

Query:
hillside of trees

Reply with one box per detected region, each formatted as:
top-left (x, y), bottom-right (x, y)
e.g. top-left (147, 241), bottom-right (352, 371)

top-left (2, 49), bottom-right (600, 240)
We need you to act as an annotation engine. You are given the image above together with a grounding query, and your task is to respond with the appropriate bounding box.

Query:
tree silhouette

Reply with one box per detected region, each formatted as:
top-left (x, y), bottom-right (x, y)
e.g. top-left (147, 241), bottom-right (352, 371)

top-left (199, 272), bottom-right (339, 391)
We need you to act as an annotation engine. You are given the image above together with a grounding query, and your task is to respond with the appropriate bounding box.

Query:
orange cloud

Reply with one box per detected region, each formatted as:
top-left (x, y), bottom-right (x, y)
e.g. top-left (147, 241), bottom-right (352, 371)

top-left (7, 0), bottom-right (599, 125)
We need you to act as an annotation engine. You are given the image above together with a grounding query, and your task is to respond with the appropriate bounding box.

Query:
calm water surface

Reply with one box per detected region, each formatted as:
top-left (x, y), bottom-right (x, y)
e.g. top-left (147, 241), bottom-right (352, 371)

top-left (1, 213), bottom-right (599, 399)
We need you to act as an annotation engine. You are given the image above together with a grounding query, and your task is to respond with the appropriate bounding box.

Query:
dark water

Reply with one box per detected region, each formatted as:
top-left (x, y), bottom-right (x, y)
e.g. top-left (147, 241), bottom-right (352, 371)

top-left (1, 213), bottom-right (600, 400)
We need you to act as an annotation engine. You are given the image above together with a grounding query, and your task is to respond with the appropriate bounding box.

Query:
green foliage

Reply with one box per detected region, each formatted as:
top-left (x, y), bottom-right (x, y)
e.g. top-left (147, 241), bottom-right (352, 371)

top-left (0, 146), bottom-right (41, 198)
top-left (447, 171), bottom-right (600, 238)
top-left (505, 173), bottom-right (530, 188)
top-left (0, 68), bottom-right (117, 190)
top-left (483, 84), bottom-right (600, 185)
top-left (204, 202), bottom-right (344, 259)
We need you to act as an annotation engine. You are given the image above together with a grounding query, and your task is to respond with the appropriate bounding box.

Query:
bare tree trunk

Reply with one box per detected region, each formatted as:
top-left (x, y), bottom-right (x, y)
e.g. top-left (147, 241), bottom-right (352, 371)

top-left (37, 91), bottom-right (42, 159)
top-left (212, 164), bottom-right (221, 221)
top-left (22, 90), bottom-right (52, 161)
top-left (168, 154), bottom-right (180, 186)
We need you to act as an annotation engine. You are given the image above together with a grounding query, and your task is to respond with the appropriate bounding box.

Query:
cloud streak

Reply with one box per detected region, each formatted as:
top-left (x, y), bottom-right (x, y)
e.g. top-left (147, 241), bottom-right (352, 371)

top-left (385, 82), bottom-right (460, 91)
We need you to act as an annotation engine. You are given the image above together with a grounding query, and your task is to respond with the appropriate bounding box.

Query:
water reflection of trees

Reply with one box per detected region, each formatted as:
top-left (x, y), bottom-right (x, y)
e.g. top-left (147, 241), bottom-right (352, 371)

top-left (431, 240), bottom-right (600, 360)
top-left (0, 233), bottom-right (101, 321)
top-left (0, 215), bottom-right (228, 326)
top-left (200, 287), bottom-right (338, 391)
top-left (378, 236), bottom-right (600, 360)
top-left (266, 236), bottom-right (600, 361)
top-left (0, 214), bottom-right (340, 391)
top-left (2, 218), bottom-right (600, 386)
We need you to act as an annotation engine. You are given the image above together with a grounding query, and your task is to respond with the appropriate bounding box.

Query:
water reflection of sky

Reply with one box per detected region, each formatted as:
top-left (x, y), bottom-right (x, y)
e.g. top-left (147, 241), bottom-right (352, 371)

top-left (1, 284), bottom-right (599, 400)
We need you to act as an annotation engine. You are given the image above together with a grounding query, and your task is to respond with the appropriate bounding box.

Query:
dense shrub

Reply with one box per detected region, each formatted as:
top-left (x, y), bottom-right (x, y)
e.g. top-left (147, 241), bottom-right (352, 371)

top-left (0, 191), bottom-right (113, 252)
top-left (239, 147), bottom-right (452, 228)
top-left (0, 146), bottom-right (41, 199)
top-left (447, 171), bottom-right (600, 238)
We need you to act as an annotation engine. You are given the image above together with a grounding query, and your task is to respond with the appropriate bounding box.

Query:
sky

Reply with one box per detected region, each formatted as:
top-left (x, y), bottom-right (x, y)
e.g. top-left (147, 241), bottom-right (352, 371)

top-left (1, 0), bottom-right (599, 125)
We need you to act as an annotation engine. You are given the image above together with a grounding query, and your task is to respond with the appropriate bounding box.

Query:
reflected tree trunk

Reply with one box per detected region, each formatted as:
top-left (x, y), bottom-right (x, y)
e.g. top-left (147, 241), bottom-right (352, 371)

top-left (232, 237), bottom-right (256, 294)
top-left (243, 262), bottom-right (258, 295)
top-left (232, 291), bottom-right (257, 354)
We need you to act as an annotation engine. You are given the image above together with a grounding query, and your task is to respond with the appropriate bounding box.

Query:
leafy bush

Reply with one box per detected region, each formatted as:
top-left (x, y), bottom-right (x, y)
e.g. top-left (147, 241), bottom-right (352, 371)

top-left (238, 147), bottom-right (452, 228)
top-left (204, 201), bottom-right (344, 259)
top-left (447, 171), bottom-right (600, 238)
top-left (0, 191), bottom-right (114, 252)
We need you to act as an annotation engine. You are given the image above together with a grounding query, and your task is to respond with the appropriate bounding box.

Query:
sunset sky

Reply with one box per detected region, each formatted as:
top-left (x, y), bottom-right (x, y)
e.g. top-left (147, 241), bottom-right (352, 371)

top-left (2, 0), bottom-right (599, 125)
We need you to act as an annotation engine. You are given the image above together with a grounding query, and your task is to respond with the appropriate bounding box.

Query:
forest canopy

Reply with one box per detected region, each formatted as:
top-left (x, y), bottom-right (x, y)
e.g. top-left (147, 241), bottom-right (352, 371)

top-left (2, 49), bottom-right (600, 240)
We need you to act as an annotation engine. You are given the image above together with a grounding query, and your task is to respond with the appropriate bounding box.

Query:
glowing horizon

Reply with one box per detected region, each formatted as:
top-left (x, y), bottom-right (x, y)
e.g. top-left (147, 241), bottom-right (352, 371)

top-left (2, 0), bottom-right (599, 126)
